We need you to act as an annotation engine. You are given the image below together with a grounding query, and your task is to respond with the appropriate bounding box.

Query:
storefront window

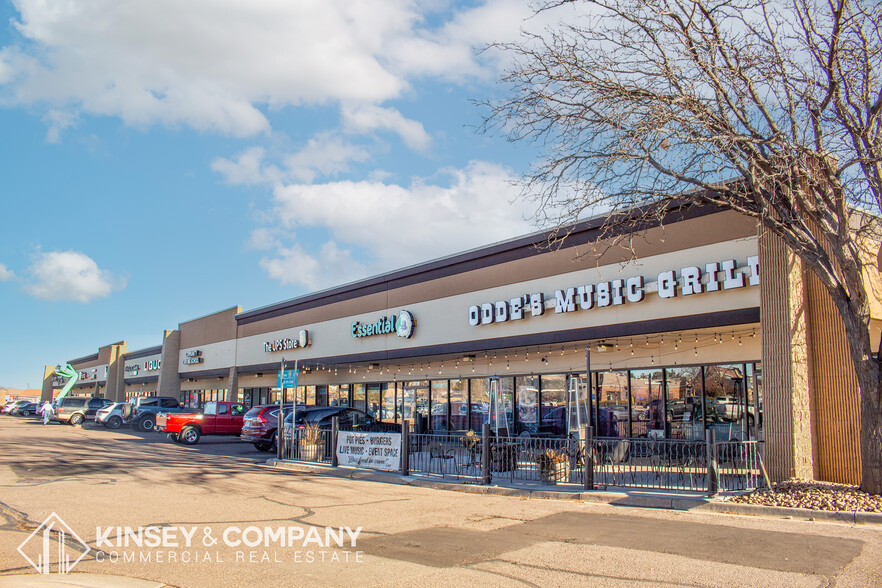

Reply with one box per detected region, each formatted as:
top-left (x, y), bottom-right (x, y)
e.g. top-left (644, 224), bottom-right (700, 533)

top-left (540, 374), bottom-right (566, 435)
top-left (705, 363), bottom-right (750, 440)
top-left (449, 379), bottom-right (467, 430)
top-left (353, 384), bottom-right (366, 412)
top-left (594, 371), bottom-right (628, 437)
top-left (339, 384), bottom-right (351, 407)
top-left (431, 380), bottom-right (449, 431)
top-left (380, 385), bottom-right (395, 421)
top-left (498, 377), bottom-right (515, 435)
top-left (400, 382), bottom-right (419, 420)
top-left (665, 366), bottom-right (703, 439)
top-left (516, 376), bottom-right (539, 434)
top-left (367, 384), bottom-right (381, 419)
top-left (469, 378), bottom-right (489, 430)
top-left (631, 369), bottom-right (663, 437)
top-left (316, 385), bottom-right (328, 407)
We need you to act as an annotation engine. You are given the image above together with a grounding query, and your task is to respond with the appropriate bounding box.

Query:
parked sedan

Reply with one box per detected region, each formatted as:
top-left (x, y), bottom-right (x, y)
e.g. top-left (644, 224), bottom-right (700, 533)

top-left (9, 402), bottom-right (40, 417)
top-left (3, 400), bottom-right (33, 415)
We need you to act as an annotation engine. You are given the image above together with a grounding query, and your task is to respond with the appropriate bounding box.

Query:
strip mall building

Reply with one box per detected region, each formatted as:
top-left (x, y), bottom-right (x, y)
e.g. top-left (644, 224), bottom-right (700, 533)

top-left (41, 205), bottom-right (881, 486)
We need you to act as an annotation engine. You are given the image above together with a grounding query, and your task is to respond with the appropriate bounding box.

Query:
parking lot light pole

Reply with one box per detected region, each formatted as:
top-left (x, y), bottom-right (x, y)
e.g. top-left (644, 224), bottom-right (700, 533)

top-left (277, 357), bottom-right (284, 461)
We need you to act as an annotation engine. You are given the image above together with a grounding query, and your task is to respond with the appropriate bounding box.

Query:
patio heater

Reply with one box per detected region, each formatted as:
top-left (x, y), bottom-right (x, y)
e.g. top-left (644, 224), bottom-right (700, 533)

top-left (488, 377), bottom-right (510, 436)
top-left (566, 375), bottom-right (589, 440)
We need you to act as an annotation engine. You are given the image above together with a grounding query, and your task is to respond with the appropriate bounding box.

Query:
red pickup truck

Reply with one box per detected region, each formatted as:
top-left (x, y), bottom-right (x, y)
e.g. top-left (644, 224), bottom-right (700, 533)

top-left (156, 401), bottom-right (247, 445)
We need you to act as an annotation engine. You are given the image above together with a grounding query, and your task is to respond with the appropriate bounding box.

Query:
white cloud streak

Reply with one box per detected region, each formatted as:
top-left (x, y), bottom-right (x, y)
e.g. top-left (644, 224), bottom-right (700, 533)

top-left (0, 264), bottom-right (14, 281)
top-left (255, 160), bottom-right (535, 289)
top-left (25, 250), bottom-right (126, 303)
top-left (0, 1), bottom-right (537, 139)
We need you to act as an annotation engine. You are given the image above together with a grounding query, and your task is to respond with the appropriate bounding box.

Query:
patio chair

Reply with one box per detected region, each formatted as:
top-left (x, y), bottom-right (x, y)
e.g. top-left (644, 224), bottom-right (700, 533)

top-left (605, 439), bottom-right (631, 486)
top-left (429, 441), bottom-right (456, 474)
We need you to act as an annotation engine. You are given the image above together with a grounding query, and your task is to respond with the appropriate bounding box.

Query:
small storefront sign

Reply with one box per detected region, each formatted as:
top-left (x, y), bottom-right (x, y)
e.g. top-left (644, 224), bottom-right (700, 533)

top-left (335, 431), bottom-right (401, 471)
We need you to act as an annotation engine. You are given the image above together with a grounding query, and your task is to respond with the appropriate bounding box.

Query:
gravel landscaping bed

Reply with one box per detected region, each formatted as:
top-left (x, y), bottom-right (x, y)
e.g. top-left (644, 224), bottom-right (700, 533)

top-left (727, 479), bottom-right (882, 513)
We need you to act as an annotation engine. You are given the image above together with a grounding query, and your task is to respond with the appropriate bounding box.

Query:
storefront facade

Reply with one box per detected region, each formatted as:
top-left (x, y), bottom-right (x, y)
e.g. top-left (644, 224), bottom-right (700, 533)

top-left (41, 205), bottom-right (878, 485)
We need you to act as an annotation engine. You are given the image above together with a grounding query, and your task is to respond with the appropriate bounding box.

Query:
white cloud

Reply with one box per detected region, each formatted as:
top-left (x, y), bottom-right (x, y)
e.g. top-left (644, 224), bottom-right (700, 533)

top-left (260, 241), bottom-right (369, 291)
top-left (42, 109), bottom-right (78, 143)
top-left (0, 264), bottom-right (14, 281)
top-left (212, 147), bottom-right (279, 186)
top-left (1, 1), bottom-right (533, 137)
top-left (25, 250), bottom-right (125, 303)
top-left (342, 105), bottom-right (431, 151)
top-left (283, 133), bottom-right (373, 183)
top-left (256, 160), bottom-right (535, 289)
top-left (213, 134), bottom-right (373, 186)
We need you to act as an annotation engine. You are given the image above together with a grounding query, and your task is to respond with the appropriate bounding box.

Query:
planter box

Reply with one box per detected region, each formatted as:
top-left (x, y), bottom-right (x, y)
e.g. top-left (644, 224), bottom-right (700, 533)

top-left (539, 465), bottom-right (570, 484)
top-left (299, 443), bottom-right (324, 462)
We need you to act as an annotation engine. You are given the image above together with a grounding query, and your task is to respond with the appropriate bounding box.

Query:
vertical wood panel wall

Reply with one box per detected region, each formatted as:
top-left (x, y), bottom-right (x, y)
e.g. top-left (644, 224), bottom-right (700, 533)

top-left (804, 267), bottom-right (863, 484)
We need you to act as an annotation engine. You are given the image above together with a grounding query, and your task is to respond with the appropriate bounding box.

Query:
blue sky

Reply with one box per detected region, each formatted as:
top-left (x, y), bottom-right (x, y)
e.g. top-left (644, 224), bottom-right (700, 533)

top-left (0, 1), bottom-right (573, 389)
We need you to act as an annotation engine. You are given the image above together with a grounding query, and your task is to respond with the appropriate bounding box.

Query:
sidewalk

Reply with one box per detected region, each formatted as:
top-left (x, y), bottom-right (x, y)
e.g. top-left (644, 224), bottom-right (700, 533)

top-left (264, 458), bottom-right (882, 526)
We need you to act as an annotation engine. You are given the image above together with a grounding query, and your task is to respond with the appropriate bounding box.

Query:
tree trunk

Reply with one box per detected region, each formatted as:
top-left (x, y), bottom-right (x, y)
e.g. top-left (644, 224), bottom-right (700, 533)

top-left (837, 298), bottom-right (882, 495)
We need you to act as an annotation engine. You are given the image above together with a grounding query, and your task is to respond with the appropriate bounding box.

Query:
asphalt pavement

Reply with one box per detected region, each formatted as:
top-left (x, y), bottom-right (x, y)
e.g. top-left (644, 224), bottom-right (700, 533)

top-left (0, 415), bottom-right (880, 587)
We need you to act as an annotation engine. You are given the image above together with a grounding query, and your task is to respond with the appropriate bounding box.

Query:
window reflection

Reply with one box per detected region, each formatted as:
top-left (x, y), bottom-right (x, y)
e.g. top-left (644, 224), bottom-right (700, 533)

top-left (516, 376), bottom-right (539, 434)
top-left (705, 364), bottom-right (753, 441)
top-left (366, 384), bottom-right (380, 419)
top-left (381, 384), bottom-right (396, 421)
top-left (449, 379), bottom-right (468, 430)
top-left (595, 371), bottom-right (629, 437)
top-left (469, 378), bottom-right (489, 430)
top-left (431, 380), bottom-right (449, 431)
top-left (352, 383), bottom-right (365, 412)
top-left (631, 369), bottom-right (663, 437)
top-left (665, 366), bottom-right (703, 439)
top-left (539, 374), bottom-right (566, 436)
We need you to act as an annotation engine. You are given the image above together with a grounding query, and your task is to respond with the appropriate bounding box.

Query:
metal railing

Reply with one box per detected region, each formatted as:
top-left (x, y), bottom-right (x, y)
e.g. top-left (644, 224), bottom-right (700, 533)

top-left (277, 421), bottom-right (764, 494)
top-left (280, 427), bottom-right (334, 464)
top-left (407, 433), bottom-right (482, 482)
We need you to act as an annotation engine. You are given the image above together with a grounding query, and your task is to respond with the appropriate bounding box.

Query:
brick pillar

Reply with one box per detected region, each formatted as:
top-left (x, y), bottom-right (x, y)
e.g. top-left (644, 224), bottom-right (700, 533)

top-left (41, 366), bottom-right (55, 402)
top-left (229, 367), bottom-right (239, 402)
top-left (105, 343), bottom-right (127, 402)
top-left (759, 230), bottom-right (816, 481)
top-left (157, 330), bottom-right (181, 399)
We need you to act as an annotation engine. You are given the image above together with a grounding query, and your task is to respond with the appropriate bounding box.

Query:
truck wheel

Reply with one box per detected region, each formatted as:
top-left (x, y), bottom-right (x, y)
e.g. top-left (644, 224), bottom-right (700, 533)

top-left (138, 416), bottom-right (156, 432)
top-left (254, 441), bottom-right (273, 452)
top-left (69, 413), bottom-right (84, 426)
top-left (167, 433), bottom-right (180, 443)
top-left (180, 426), bottom-right (201, 445)
top-left (107, 415), bottom-right (123, 430)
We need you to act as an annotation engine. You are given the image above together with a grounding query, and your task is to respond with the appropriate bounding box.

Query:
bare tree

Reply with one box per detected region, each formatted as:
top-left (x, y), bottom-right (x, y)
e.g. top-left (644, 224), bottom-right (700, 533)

top-left (481, 0), bottom-right (882, 493)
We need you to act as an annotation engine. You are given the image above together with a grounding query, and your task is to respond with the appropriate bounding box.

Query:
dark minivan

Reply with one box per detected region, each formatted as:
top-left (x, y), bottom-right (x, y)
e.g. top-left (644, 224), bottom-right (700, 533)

top-left (55, 396), bottom-right (112, 425)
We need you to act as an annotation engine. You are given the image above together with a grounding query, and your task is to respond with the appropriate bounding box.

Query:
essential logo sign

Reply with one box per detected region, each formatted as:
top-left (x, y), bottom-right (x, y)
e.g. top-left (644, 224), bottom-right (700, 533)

top-left (351, 310), bottom-right (415, 339)
top-left (183, 350), bottom-right (203, 365)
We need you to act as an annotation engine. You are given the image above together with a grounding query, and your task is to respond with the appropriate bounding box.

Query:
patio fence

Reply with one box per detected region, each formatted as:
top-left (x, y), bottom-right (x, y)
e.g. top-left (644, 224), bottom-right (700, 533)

top-left (280, 422), bottom-right (765, 495)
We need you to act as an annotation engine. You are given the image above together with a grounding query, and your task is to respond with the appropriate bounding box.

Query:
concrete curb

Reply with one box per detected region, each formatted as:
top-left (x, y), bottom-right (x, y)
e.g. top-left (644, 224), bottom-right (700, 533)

top-left (263, 459), bottom-right (882, 525)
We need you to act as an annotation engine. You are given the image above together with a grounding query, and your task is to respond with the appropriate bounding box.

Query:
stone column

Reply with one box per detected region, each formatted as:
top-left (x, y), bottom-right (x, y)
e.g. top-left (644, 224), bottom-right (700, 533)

top-left (759, 230), bottom-right (816, 481)
top-left (40, 366), bottom-right (55, 402)
top-left (157, 330), bottom-right (182, 399)
top-left (228, 367), bottom-right (239, 402)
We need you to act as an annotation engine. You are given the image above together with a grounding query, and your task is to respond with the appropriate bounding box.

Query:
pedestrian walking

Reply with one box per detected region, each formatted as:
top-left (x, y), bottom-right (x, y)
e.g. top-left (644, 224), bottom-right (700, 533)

top-left (39, 401), bottom-right (54, 425)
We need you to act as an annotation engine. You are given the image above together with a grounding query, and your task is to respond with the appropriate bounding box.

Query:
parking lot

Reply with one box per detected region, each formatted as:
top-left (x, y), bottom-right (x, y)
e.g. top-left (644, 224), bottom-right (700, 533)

top-left (0, 414), bottom-right (880, 587)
